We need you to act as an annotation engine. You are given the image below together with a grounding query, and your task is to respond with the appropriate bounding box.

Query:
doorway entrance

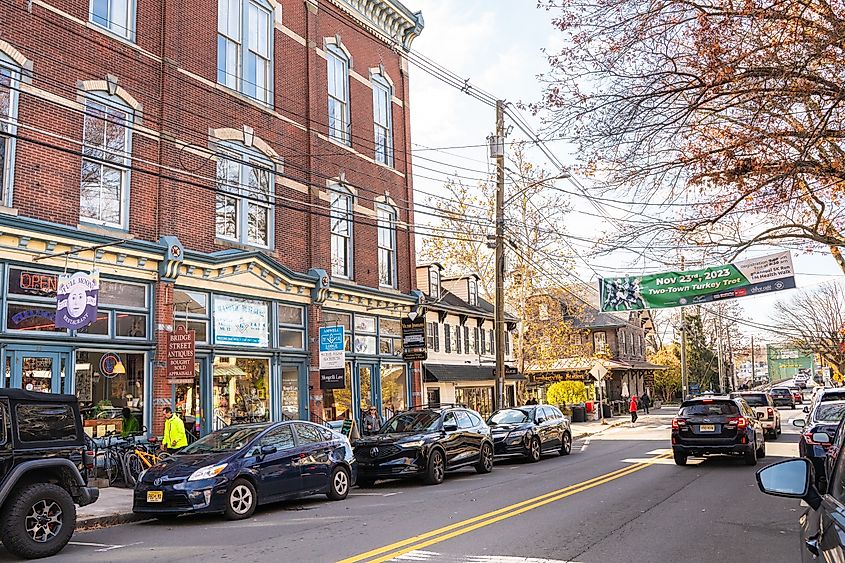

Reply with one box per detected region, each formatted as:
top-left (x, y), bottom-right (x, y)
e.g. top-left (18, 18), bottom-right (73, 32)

top-left (6, 348), bottom-right (71, 394)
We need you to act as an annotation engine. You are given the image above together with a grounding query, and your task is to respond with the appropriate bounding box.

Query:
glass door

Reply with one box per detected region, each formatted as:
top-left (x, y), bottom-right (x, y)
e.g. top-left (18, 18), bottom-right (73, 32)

top-left (358, 363), bottom-right (377, 416)
top-left (279, 364), bottom-right (302, 420)
top-left (173, 361), bottom-right (204, 440)
top-left (9, 350), bottom-right (70, 394)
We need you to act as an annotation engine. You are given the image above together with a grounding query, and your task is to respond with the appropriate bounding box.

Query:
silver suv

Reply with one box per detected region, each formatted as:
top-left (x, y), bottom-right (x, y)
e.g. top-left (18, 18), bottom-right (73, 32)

top-left (731, 392), bottom-right (781, 439)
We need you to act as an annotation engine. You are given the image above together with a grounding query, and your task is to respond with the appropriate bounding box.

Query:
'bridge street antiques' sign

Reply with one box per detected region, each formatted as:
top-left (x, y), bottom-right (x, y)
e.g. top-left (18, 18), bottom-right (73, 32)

top-left (167, 325), bottom-right (196, 384)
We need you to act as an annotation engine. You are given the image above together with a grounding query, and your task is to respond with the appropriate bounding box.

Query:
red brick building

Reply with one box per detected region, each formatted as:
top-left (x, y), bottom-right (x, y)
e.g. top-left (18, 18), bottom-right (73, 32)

top-left (0, 0), bottom-right (424, 438)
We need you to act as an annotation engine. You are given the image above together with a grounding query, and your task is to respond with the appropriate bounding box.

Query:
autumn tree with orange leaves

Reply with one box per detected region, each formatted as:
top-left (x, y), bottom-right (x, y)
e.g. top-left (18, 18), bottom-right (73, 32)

top-left (538, 0), bottom-right (845, 272)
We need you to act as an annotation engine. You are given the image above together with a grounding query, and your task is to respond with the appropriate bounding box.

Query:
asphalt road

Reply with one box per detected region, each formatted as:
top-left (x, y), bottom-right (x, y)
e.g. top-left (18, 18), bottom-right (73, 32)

top-left (14, 407), bottom-right (809, 563)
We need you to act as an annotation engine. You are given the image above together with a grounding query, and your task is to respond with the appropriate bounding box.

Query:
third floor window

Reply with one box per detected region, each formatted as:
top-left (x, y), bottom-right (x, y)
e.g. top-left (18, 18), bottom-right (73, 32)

top-left (330, 188), bottom-right (353, 278)
top-left (215, 147), bottom-right (273, 247)
top-left (217, 0), bottom-right (273, 104)
top-left (90, 0), bottom-right (136, 40)
top-left (327, 44), bottom-right (351, 145)
top-left (372, 75), bottom-right (393, 166)
top-left (377, 204), bottom-right (397, 288)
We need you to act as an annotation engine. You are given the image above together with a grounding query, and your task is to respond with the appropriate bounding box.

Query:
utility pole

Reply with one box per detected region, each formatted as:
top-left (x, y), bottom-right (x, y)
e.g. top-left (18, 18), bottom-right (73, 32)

top-left (679, 256), bottom-right (688, 399)
top-left (493, 100), bottom-right (507, 411)
top-left (716, 310), bottom-right (725, 393)
top-left (751, 335), bottom-right (756, 383)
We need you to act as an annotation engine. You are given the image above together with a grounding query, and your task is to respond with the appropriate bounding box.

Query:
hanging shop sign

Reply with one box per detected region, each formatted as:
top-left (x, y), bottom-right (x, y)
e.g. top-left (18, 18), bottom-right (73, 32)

top-left (167, 325), bottom-right (196, 384)
top-left (599, 252), bottom-right (795, 311)
top-left (319, 326), bottom-right (345, 389)
top-left (55, 271), bottom-right (100, 329)
top-left (213, 296), bottom-right (269, 347)
top-left (401, 316), bottom-right (427, 361)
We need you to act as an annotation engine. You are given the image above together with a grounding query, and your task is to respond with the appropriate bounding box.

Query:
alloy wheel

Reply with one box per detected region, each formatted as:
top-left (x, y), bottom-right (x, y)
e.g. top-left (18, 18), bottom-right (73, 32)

top-left (229, 484), bottom-right (253, 515)
top-left (25, 500), bottom-right (63, 543)
top-left (482, 444), bottom-right (493, 471)
top-left (432, 451), bottom-right (444, 481)
top-left (531, 439), bottom-right (540, 460)
top-left (333, 469), bottom-right (349, 497)
top-left (562, 433), bottom-right (572, 455)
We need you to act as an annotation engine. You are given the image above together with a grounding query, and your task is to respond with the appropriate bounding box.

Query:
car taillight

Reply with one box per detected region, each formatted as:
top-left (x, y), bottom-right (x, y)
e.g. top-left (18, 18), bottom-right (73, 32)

top-left (672, 418), bottom-right (687, 429)
top-left (727, 417), bottom-right (748, 428)
top-left (767, 407), bottom-right (774, 418)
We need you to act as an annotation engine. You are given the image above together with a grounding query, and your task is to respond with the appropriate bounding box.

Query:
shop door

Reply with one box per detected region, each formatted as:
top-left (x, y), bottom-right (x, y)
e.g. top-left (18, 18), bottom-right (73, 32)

top-left (9, 350), bottom-right (70, 394)
top-left (173, 360), bottom-right (206, 440)
top-left (279, 364), bottom-right (303, 421)
top-left (358, 363), bottom-right (377, 417)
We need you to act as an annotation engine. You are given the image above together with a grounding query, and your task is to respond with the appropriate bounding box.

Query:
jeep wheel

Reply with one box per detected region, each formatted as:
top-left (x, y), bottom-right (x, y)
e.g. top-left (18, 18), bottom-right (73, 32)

top-left (0, 483), bottom-right (76, 559)
top-left (422, 448), bottom-right (446, 485)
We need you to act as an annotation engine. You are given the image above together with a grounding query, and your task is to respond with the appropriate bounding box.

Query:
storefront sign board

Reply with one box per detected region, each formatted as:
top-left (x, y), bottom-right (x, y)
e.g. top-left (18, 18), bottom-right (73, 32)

top-left (167, 325), bottom-right (196, 384)
top-left (213, 296), bottom-right (269, 347)
top-left (55, 271), bottom-right (99, 330)
top-left (401, 316), bottom-right (427, 361)
top-left (319, 326), bottom-right (345, 389)
top-left (599, 252), bottom-right (795, 311)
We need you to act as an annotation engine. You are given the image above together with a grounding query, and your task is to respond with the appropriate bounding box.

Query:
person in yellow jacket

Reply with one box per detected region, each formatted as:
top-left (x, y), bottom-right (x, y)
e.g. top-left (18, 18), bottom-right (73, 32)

top-left (162, 407), bottom-right (188, 453)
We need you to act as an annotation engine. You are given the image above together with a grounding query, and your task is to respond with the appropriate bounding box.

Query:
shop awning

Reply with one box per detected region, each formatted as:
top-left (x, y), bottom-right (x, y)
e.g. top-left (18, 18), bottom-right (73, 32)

top-left (212, 365), bottom-right (247, 377)
top-left (425, 364), bottom-right (526, 383)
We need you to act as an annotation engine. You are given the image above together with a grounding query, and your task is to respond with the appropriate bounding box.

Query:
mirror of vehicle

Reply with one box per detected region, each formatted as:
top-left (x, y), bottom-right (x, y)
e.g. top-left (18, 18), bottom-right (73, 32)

top-left (756, 458), bottom-right (812, 499)
top-left (793, 418), bottom-right (806, 427)
top-left (812, 432), bottom-right (831, 444)
top-left (443, 422), bottom-right (458, 432)
top-left (804, 406), bottom-right (810, 413)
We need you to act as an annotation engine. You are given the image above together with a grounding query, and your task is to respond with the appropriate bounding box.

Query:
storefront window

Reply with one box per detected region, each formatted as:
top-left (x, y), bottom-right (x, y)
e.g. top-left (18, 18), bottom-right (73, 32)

top-left (359, 365), bottom-right (375, 411)
top-left (354, 315), bottom-right (377, 355)
top-left (6, 303), bottom-right (63, 332)
top-left (174, 362), bottom-right (202, 438)
top-left (280, 365), bottom-right (300, 419)
top-left (212, 356), bottom-right (270, 429)
top-left (379, 318), bottom-right (402, 356)
top-left (99, 280), bottom-right (147, 308)
top-left (21, 357), bottom-right (53, 393)
top-left (278, 303), bottom-right (305, 350)
top-left (380, 364), bottom-right (406, 419)
top-left (174, 289), bottom-right (209, 343)
top-left (116, 313), bottom-right (147, 338)
top-left (323, 311), bottom-right (352, 351)
top-left (323, 363), bottom-right (352, 421)
top-left (77, 313), bottom-right (109, 336)
top-left (75, 351), bottom-right (146, 430)
top-left (456, 386), bottom-right (494, 418)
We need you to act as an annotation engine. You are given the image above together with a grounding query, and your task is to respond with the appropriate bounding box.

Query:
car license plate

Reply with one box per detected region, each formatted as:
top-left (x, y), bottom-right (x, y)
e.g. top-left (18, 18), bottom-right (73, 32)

top-left (699, 424), bottom-right (715, 432)
top-left (146, 491), bottom-right (163, 503)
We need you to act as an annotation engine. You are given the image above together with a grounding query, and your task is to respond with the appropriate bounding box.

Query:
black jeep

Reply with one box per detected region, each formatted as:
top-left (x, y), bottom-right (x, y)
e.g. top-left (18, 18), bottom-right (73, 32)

top-left (0, 389), bottom-right (98, 559)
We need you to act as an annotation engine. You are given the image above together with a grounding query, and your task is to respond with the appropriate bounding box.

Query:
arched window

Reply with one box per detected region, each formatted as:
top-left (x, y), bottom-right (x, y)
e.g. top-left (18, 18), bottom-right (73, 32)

top-left (0, 53), bottom-right (21, 207)
top-left (372, 74), bottom-right (393, 166)
top-left (217, 0), bottom-right (274, 104)
top-left (377, 203), bottom-right (397, 288)
top-left (326, 43), bottom-right (351, 144)
top-left (330, 186), bottom-right (353, 278)
top-left (80, 91), bottom-right (135, 229)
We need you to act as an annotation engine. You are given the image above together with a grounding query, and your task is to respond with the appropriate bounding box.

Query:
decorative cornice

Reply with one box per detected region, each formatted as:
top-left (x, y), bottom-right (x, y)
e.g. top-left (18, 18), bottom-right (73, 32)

top-left (327, 0), bottom-right (424, 50)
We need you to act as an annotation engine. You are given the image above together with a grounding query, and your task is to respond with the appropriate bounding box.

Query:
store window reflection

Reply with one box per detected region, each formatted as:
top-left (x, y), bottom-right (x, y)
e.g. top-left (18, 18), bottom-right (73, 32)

top-left (323, 363), bottom-right (352, 421)
top-left (380, 364), bottom-right (406, 419)
top-left (175, 362), bottom-right (202, 438)
top-left (359, 365), bottom-right (375, 411)
top-left (75, 351), bottom-right (145, 433)
top-left (455, 386), bottom-right (494, 418)
top-left (212, 357), bottom-right (269, 429)
top-left (280, 366), bottom-right (300, 419)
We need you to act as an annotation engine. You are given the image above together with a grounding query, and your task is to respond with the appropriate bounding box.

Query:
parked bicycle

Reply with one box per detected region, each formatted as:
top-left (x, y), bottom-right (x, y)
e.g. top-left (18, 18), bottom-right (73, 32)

top-left (123, 435), bottom-right (169, 486)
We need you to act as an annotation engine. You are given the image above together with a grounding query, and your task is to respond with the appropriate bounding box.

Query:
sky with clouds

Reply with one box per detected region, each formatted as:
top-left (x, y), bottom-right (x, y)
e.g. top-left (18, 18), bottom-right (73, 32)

top-left (405, 0), bottom-right (843, 342)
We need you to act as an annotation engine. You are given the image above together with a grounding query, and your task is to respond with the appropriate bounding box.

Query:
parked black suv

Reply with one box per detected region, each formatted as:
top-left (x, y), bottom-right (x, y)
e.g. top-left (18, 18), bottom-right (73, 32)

top-left (487, 405), bottom-right (572, 462)
top-left (671, 396), bottom-right (766, 466)
top-left (352, 406), bottom-right (494, 486)
top-left (0, 389), bottom-right (99, 559)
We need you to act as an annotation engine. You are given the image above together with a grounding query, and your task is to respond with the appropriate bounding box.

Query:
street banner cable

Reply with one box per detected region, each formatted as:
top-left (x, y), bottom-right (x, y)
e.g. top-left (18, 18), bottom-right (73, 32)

top-left (599, 252), bottom-right (795, 311)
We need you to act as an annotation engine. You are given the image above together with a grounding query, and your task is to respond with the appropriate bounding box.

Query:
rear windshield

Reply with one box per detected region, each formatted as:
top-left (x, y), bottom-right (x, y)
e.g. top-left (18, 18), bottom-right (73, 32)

top-left (733, 394), bottom-right (767, 406)
top-left (821, 391), bottom-right (845, 402)
top-left (680, 401), bottom-right (739, 416)
top-left (815, 403), bottom-right (845, 423)
top-left (770, 389), bottom-right (790, 396)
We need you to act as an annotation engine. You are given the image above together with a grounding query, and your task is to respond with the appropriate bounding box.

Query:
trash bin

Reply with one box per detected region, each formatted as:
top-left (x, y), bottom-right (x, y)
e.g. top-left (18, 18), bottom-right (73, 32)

top-left (601, 403), bottom-right (612, 418)
top-left (571, 405), bottom-right (587, 423)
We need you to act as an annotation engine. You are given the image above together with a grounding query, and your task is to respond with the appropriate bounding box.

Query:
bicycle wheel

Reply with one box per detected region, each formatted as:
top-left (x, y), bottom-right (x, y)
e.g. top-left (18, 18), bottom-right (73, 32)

top-left (105, 450), bottom-right (122, 486)
top-left (124, 452), bottom-right (143, 486)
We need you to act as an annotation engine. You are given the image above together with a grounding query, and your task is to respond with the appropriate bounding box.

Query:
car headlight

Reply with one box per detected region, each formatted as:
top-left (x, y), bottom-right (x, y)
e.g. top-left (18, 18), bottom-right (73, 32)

top-left (187, 463), bottom-right (228, 481)
top-left (400, 440), bottom-right (425, 449)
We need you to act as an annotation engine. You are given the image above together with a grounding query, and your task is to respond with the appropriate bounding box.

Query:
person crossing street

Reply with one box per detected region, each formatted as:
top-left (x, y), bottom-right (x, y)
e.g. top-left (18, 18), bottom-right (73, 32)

top-left (629, 395), bottom-right (639, 427)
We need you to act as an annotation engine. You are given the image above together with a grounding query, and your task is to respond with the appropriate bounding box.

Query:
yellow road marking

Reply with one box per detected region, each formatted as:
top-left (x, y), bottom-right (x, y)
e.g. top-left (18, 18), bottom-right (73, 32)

top-left (338, 453), bottom-right (671, 563)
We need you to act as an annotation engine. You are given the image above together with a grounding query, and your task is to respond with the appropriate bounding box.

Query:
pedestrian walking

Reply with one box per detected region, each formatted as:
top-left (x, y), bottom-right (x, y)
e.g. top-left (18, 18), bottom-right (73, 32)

top-left (629, 395), bottom-right (638, 427)
top-left (640, 392), bottom-right (651, 415)
top-left (162, 407), bottom-right (188, 453)
top-left (362, 406), bottom-right (382, 436)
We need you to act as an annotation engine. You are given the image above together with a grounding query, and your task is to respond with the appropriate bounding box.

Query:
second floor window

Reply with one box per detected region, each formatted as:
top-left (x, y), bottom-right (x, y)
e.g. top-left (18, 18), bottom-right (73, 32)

top-left (377, 204), bottom-right (397, 288)
top-left (480, 328), bottom-right (486, 354)
top-left (444, 324), bottom-right (452, 353)
top-left (330, 189), bottom-right (352, 278)
top-left (215, 148), bottom-right (272, 247)
top-left (372, 76), bottom-right (393, 166)
top-left (428, 267), bottom-right (440, 299)
top-left (327, 45), bottom-right (351, 144)
top-left (593, 331), bottom-right (607, 355)
top-left (0, 57), bottom-right (20, 207)
top-left (80, 97), bottom-right (132, 228)
top-left (90, 0), bottom-right (135, 40)
top-left (468, 279), bottom-right (478, 306)
top-left (217, 0), bottom-right (273, 104)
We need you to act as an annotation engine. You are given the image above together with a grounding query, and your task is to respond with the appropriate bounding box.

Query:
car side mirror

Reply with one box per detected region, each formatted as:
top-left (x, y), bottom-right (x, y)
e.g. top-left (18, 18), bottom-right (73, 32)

top-left (756, 458), bottom-right (822, 510)
top-left (813, 432), bottom-right (832, 444)
top-left (260, 445), bottom-right (277, 456)
top-left (442, 422), bottom-right (458, 432)
top-left (803, 406), bottom-right (810, 413)
top-left (536, 417), bottom-right (546, 424)
top-left (793, 418), bottom-right (806, 427)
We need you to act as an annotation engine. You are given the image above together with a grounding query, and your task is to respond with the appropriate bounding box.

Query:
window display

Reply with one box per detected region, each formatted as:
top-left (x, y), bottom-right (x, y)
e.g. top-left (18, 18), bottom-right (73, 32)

top-left (212, 356), bottom-right (270, 429)
top-left (380, 364), bottom-right (407, 419)
top-left (75, 351), bottom-right (145, 429)
top-left (323, 363), bottom-right (352, 421)
top-left (280, 365), bottom-right (300, 419)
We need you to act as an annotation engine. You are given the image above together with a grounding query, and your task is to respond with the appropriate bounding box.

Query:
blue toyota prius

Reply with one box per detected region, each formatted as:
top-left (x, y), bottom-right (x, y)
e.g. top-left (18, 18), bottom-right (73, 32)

top-left (133, 420), bottom-right (356, 520)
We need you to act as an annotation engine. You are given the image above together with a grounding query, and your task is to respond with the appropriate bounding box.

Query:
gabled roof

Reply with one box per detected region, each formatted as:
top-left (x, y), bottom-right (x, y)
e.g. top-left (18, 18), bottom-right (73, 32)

top-left (427, 289), bottom-right (517, 322)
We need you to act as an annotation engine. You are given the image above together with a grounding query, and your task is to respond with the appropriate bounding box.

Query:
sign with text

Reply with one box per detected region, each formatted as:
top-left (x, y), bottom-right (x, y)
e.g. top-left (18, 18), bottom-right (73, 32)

top-left (213, 296), bottom-right (269, 347)
top-left (167, 325), bottom-right (196, 384)
top-left (401, 316), bottom-right (427, 361)
top-left (600, 252), bottom-right (795, 311)
top-left (319, 326), bottom-right (345, 389)
top-left (55, 271), bottom-right (99, 330)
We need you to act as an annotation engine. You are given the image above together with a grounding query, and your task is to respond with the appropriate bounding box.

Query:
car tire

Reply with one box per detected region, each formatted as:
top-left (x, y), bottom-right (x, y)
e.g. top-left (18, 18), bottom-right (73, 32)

top-left (777, 423), bottom-right (782, 436)
top-left (744, 443), bottom-right (758, 466)
top-left (356, 477), bottom-right (376, 488)
top-left (327, 466), bottom-right (350, 501)
top-left (422, 448), bottom-right (446, 485)
top-left (673, 451), bottom-right (687, 466)
top-left (475, 442), bottom-right (494, 474)
top-left (768, 429), bottom-right (778, 441)
top-left (560, 432), bottom-right (572, 456)
top-left (526, 437), bottom-right (541, 463)
top-left (0, 482), bottom-right (76, 559)
top-left (757, 439), bottom-right (766, 458)
top-left (224, 478), bottom-right (257, 520)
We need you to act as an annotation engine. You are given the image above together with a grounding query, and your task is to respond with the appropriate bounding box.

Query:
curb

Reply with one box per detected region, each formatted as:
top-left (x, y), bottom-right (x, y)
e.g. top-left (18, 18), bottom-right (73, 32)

top-left (77, 512), bottom-right (149, 531)
top-left (571, 419), bottom-right (627, 441)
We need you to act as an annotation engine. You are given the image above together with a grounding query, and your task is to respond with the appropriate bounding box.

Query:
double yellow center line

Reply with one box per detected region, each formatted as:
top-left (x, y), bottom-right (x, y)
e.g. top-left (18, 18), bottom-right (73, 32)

top-left (339, 452), bottom-right (672, 563)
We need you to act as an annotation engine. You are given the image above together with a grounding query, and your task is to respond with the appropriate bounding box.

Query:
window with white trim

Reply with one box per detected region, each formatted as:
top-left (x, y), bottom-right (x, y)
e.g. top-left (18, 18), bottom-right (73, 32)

top-left (215, 144), bottom-right (273, 247)
top-left (330, 187), bottom-right (353, 278)
top-left (428, 267), bottom-right (439, 299)
top-left (377, 204), bottom-right (397, 288)
top-left (372, 75), bottom-right (393, 166)
top-left (80, 95), bottom-right (133, 228)
top-left (90, 0), bottom-right (136, 40)
top-left (327, 45), bottom-right (351, 144)
top-left (0, 56), bottom-right (20, 207)
top-left (468, 278), bottom-right (478, 306)
top-left (217, 0), bottom-right (273, 104)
